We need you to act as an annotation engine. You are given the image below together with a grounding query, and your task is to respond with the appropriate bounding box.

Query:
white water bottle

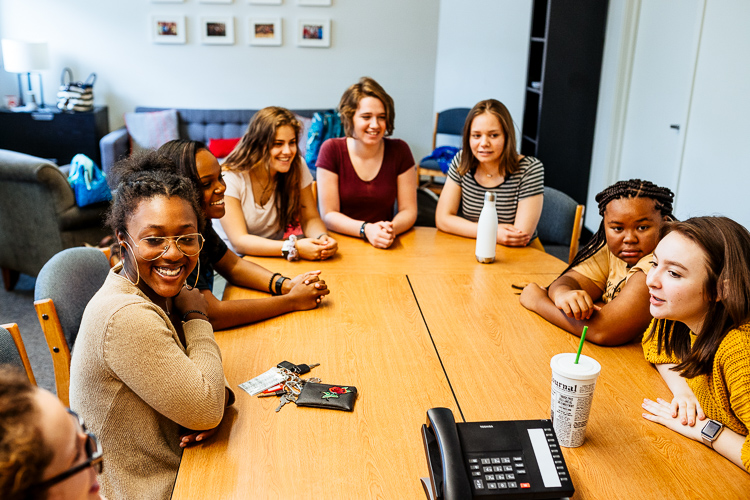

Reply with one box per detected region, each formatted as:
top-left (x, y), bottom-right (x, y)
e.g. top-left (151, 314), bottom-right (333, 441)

top-left (475, 191), bottom-right (498, 263)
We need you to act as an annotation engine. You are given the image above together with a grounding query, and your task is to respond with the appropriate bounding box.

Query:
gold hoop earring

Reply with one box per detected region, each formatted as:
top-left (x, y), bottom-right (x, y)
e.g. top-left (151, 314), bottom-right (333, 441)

top-left (184, 258), bottom-right (200, 290)
top-left (120, 241), bottom-right (140, 286)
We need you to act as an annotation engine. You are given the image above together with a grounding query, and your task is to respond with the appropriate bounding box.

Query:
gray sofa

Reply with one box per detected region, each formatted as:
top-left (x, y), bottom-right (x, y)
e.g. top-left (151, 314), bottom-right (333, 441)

top-left (0, 150), bottom-right (110, 290)
top-left (100, 107), bottom-right (328, 174)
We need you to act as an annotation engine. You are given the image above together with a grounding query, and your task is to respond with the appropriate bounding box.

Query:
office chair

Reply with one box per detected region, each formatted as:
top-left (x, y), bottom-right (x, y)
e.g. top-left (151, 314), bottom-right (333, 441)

top-left (418, 108), bottom-right (471, 191)
top-left (536, 187), bottom-right (585, 264)
top-left (0, 323), bottom-right (36, 384)
top-left (34, 247), bottom-right (110, 405)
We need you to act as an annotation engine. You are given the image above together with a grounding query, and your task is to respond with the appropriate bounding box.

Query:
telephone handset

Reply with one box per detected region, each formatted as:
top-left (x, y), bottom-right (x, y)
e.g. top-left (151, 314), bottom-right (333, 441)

top-left (421, 408), bottom-right (574, 500)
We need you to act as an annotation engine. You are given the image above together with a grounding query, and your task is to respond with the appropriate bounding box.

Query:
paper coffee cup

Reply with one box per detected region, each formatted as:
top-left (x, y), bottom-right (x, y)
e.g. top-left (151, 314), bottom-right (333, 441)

top-left (550, 353), bottom-right (601, 448)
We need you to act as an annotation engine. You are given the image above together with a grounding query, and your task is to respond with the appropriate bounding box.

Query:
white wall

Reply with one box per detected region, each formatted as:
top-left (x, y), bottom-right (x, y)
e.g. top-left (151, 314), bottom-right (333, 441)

top-left (587, 0), bottom-right (750, 231)
top-left (0, 0), bottom-right (440, 159)
top-left (674, 0), bottom-right (750, 226)
top-left (432, 0), bottom-right (532, 142)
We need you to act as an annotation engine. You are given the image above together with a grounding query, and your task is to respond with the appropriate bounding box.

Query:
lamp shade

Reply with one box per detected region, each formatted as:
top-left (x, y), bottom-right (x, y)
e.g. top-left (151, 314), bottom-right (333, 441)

top-left (1, 39), bottom-right (49, 73)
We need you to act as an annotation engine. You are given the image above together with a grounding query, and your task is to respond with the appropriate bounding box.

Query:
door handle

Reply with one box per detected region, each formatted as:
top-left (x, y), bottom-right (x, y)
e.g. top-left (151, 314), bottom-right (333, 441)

top-left (670, 124), bottom-right (680, 130)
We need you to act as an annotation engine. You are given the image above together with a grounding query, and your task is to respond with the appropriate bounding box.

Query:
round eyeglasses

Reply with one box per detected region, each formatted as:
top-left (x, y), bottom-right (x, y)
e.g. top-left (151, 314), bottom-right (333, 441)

top-left (31, 409), bottom-right (103, 492)
top-left (125, 232), bottom-right (205, 261)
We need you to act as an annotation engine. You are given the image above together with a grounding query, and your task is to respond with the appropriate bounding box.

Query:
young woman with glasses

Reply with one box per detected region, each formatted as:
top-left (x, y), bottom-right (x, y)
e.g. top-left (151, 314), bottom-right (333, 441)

top-left (69, 151), bottom-right (234, 500)
top-left (0, 367), bottom-right (104, 500)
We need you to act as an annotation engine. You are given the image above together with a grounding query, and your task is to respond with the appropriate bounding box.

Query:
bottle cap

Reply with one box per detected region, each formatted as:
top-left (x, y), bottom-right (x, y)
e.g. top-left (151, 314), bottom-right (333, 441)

top-left (485, 192), bottom-right (495, 202)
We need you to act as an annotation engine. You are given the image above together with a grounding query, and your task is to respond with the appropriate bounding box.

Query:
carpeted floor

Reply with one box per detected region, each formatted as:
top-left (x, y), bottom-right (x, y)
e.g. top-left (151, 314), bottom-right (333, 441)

top-left (0, 273), bottom-right (56, 392)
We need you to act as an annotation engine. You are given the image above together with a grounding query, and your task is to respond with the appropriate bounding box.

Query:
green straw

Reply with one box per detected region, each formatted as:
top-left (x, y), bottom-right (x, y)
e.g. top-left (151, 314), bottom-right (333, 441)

top-left (575, 326), bottom-right (588, 364)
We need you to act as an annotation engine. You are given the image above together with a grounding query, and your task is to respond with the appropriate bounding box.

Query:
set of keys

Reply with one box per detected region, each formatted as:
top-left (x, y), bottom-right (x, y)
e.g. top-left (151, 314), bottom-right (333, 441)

top-left (256, 361), bottom-right (320, 412)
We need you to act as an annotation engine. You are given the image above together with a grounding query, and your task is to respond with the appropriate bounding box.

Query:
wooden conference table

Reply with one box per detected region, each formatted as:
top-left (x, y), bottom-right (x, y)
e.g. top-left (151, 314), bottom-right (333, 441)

top-left (172, 228), bottom-right (750, 499)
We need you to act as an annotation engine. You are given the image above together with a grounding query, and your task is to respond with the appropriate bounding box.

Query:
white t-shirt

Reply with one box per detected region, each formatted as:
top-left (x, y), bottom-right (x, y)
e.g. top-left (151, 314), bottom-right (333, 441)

top-left (213, 158), bottom-right (313, 254)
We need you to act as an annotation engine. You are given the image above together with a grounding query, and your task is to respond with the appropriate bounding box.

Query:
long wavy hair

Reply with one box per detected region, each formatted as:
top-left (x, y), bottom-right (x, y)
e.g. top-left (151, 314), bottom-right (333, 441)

top-left (223, 107), bottom-right (302, 233)
top-left (645, 216), bottom-right (750, 378)
top-left (457, 99), bottom-right (519, 177)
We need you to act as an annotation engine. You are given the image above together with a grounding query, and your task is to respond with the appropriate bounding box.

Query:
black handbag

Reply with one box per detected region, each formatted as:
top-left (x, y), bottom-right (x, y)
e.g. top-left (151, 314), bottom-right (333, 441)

top-left (56, 67), bottom-right (96, 112)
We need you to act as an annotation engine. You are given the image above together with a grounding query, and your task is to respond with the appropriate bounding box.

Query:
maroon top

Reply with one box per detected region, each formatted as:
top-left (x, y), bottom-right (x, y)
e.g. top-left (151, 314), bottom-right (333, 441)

top-left (316, 137), bottom-right (414, 223)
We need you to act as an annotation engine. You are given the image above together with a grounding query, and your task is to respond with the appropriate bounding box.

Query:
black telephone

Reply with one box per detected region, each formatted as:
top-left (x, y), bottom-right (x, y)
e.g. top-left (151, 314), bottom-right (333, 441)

top-left (421, 408), bottom-right (574, 500)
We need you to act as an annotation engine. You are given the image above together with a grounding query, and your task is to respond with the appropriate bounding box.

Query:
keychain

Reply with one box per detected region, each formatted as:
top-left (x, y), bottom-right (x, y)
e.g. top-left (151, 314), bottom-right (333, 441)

top-left (270, 368), bottom-right (321, 413)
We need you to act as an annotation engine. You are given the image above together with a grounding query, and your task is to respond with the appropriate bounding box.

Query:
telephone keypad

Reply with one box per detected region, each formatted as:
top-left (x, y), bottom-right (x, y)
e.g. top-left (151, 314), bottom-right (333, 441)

top-left (467, 454), bottom-right (527, 493)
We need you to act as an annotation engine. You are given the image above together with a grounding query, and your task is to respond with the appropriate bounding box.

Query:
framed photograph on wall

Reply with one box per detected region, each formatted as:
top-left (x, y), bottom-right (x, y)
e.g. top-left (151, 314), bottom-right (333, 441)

top-left (297, 0), bottom-right (331, 6)
top-left (151, 15), bottom-right (186, 44)
top-left (248, 0), bottom-right (282, 4)
top-left (249, 17), bottom-right (282, 46)
top-left (297, 18), bottom-right (330, 47)
top-left (200, 16), bottom-right (235, 45)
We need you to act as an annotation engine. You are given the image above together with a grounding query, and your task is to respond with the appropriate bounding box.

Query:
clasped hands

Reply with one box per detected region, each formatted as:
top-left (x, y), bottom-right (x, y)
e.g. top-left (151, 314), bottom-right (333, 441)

top-left (497, 224), bottom-right (531, 247)
top-left (295, 234), bottom-right (338, 260)
top-left (364, 221), bottom-right (396, 249)
top-left (287, 270), bottom-right (330, 308)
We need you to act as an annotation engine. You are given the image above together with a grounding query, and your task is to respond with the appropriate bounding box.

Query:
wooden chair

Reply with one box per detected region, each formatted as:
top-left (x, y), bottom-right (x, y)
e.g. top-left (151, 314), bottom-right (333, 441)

top-left (536, 187), bottom-right (585, 264)
top-left (417, 108), bottom-right (471, 192)
top-left (0, 323), bottom-right (36, 384)
top-left (34, 247), bottom-right (110, 405)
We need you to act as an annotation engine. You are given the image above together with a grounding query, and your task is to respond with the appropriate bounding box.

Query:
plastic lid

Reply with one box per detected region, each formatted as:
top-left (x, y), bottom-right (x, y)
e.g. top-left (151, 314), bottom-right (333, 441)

top-left (550, 353), bottom-right (601, 380)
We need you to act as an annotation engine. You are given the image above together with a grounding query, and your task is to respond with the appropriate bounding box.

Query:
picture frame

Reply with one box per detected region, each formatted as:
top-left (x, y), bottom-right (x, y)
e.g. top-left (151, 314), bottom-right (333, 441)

top-left (249, 17), bottom-right (282, 46)
top-left (248, 0), bottom-right (282, 4)
top-left (200, 16), bottom-right (235, 45)
top-left (296, 18), bottom-right (330, 48)
top-left (151, 15), bottom-right (187, 44)
top-left (297, 0), bottom-right (331, 5)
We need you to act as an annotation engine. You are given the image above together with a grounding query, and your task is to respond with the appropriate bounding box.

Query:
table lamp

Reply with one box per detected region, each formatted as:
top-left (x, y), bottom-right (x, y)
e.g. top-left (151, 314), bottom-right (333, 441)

top-left (1, 39), bottom-right (50, 112)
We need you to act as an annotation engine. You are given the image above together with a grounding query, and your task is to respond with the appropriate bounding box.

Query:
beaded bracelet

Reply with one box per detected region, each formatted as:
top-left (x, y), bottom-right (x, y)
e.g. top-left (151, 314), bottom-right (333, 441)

top-left (182, 310), bottom-right (209, 322)
top-left (268, 272), bottom-right (281, 294)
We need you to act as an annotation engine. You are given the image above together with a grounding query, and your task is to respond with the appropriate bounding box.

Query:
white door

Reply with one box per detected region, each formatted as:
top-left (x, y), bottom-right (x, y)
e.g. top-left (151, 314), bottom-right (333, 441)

top-left (617, 0), bottom-right (704, 191)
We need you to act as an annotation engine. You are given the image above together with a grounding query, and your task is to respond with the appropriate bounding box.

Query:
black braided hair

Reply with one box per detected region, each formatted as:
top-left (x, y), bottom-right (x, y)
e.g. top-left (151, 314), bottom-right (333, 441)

top-left (106, 150), bottom-right (205, 237)
top-left (559, 179), bottom-right (675, 276)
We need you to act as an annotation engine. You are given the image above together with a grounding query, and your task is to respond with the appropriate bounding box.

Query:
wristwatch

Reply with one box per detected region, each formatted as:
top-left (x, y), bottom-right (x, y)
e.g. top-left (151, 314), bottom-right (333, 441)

top-left (701, 419), bottom-right (724, 448)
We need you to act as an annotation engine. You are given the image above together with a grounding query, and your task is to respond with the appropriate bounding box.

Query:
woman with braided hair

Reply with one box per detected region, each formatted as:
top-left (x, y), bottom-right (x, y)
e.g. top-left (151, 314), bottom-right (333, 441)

top-left (520, 179), bottom-right (675, 346)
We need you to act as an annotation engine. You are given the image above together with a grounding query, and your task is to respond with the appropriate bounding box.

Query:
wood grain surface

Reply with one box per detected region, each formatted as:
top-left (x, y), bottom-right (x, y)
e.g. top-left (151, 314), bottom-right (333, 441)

top-left (172, 228), bottom-right (750, 499)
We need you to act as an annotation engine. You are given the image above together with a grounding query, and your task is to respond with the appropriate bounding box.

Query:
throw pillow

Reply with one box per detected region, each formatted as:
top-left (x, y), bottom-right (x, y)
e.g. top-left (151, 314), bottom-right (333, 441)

top-left (294, 113), bottom-right (312, 157)
top-left (124, 109), bottom-right (180, 154)
top-left (208, 137), bottom-right (241, 159)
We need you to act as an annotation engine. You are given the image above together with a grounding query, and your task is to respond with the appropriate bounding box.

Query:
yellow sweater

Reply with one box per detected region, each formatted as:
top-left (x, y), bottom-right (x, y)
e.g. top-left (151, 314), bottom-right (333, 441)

top-left (70, 267), bottom-right (234, 500)
top-left (642, 321), bottom-right (750, 472)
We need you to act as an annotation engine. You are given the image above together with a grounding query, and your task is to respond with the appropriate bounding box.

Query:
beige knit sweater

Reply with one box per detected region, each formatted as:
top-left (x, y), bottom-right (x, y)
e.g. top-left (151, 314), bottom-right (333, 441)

top-left (70, 267), bottom-right (234, 500)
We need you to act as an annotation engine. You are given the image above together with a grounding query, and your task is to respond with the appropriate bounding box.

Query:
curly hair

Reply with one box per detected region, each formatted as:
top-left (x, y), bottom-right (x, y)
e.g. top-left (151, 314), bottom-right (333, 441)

top-left (106, 150), bottom-right (205, 237)
top-left (222, 107), bottom-right (302, 233)
top-left (338, 76), bottom-right (395, 138)
top-left (560, 179), bottom-right (675, 276)
top-left (645, 216), bottom-right (750, 378)
top-left (0, 367), bottom-right (52, 500)
top-left (457, 99), bottom-right (519, 177)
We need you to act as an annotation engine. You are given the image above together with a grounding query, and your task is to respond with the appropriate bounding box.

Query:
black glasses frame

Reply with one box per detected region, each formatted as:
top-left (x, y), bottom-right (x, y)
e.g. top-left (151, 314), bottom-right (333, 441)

top-left (31, 409), bottom-right (103, 492)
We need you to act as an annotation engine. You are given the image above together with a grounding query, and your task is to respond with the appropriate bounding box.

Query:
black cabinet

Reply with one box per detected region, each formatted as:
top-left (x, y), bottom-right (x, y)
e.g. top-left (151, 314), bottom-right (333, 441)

top-left (521, 0), bottom-right (609, 204)
top-left (0, 106), bottom-right (109, 166)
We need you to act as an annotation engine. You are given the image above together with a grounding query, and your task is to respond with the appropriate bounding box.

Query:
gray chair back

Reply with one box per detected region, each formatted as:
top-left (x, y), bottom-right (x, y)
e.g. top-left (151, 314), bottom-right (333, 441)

top-left (0, 325), bottom-right (24, 369)
top-left (34, 247), bottom-right (110, 348)
top-left (537, 187), bottom-right (583, 262)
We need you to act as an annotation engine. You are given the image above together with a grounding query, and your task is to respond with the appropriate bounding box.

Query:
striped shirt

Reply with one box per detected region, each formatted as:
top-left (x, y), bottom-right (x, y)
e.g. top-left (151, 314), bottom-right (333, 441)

top-left (447, 151), bottom-right (544, 228)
